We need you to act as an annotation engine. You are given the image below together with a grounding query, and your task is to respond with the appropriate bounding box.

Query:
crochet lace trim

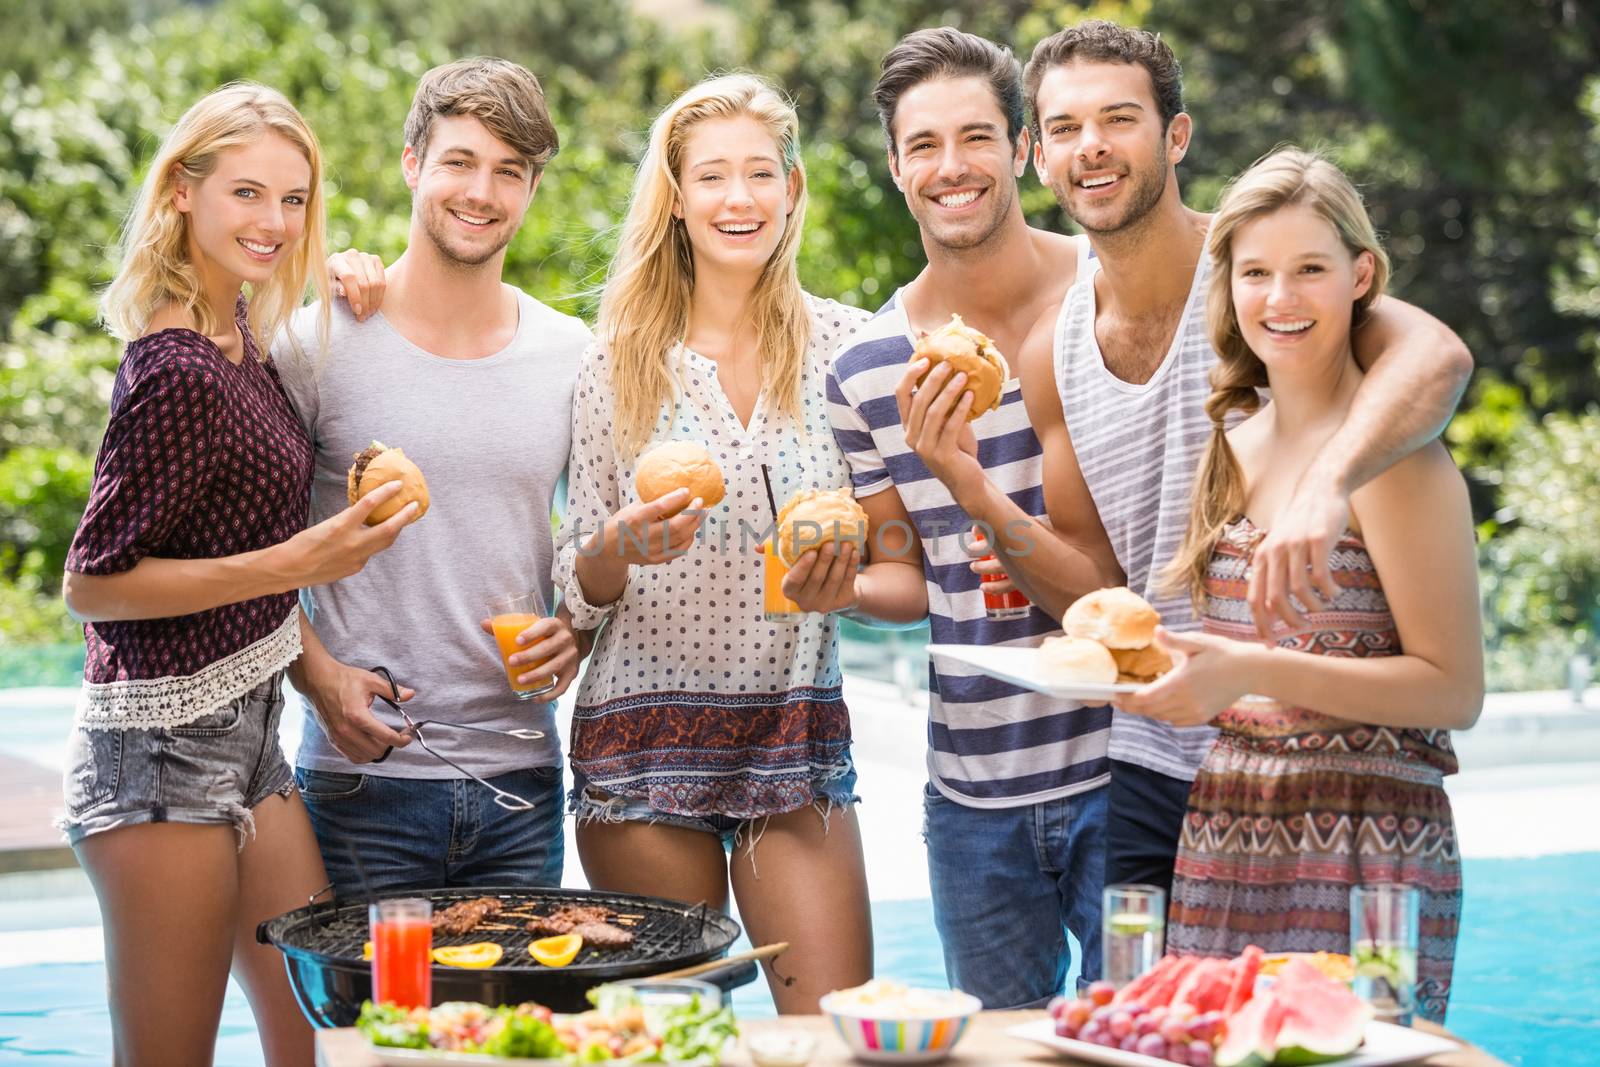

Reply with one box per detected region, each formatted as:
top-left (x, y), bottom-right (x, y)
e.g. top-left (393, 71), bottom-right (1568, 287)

top-left (75, 608), bottom-right (301, 730)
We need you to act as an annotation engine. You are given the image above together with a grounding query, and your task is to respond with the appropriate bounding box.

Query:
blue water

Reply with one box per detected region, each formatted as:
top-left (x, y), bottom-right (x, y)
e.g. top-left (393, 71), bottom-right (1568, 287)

top-left (2, 857), bottom-right (1596, 1065)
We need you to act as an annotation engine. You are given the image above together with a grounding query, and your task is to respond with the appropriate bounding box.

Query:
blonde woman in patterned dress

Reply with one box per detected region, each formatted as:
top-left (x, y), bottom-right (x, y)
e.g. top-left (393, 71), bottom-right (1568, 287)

top-left (552, 74), bottom-right (873, 1012)
top-left (1115, 147), bottom-right (1482, 1022)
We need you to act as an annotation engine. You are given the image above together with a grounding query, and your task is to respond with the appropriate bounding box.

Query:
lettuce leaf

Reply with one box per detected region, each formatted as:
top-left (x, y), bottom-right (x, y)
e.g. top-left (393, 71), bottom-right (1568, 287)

top-left (356, 1000), bottom-right (430, 1050)
top-left (476, 1011), bottom-right (566, 1059)
top-left (655, 996), bottom-right (738, 1064)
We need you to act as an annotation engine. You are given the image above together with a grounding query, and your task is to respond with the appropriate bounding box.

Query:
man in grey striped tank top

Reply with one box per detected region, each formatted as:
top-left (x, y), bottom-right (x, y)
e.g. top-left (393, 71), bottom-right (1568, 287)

top-left (1014, 22), bottom-right (1474, 896)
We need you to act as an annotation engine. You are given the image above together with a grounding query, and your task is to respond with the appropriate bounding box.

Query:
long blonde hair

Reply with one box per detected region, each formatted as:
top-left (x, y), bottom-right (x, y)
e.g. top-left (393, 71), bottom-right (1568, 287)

top-left (101, 82), bottom-right (330, 358)
top-left (1166, 147), bottom-right (1391, 605)
top-left (598, 73), bottom-right (811, 458)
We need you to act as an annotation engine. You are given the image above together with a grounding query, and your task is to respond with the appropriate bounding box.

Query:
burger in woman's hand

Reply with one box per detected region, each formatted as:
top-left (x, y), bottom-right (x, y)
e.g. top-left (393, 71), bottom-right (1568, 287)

top-left (635, 441), bottom-right (726, 515)
top-left (347, 441), bottom-right (429, 525)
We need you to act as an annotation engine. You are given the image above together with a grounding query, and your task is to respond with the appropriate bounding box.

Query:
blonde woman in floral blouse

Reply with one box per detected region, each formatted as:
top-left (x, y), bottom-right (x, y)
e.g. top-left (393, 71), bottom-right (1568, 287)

top-left (554, 73), bottom-right (880, 1012)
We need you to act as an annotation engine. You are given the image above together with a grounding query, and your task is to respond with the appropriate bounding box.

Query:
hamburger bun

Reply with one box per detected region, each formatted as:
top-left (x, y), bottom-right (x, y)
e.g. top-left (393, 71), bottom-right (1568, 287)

top-left (1038, 636), bottom-right (1119, 686)
top-left (346, 441), bottom-right (429, 525)
top-left (776, 488), bottom-right (870, 566)
top-left (635, 441), bottom-right (725, 514)
top-left (1063, 587), bottom-right (1160, 650)
top-left (1112, 642), bottom-right (1174, 684)
top-left (911, 313), bottom-right (1010, 421)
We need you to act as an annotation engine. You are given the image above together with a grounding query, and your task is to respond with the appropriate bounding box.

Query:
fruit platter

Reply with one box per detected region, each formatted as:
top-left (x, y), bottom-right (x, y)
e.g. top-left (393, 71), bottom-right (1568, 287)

top-left (1008, 947), bottom-right (1459, 1067)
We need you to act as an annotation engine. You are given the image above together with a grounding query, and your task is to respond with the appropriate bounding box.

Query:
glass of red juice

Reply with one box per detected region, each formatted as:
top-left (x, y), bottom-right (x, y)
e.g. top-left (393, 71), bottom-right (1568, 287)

top-left (973, 525), bottom-right (1030, 620)
top-left (370, 898), bottom-right (433, 1008)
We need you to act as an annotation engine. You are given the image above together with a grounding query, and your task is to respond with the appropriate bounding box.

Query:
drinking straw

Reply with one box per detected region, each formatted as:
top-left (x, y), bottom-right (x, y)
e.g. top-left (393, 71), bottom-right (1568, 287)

top-left (759, 464), bottom-right (780, 523)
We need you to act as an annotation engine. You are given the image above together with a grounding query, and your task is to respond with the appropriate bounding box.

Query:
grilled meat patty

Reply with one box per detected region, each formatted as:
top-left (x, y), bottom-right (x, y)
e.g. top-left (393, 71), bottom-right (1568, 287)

top-left (570, 921), bottom-right (635, 948)
top-left (349, 442), bottom-right (385, 490)
top-left (432, 896), bottom-right (503, 936)
top-left (524, 904), bottom-right (614, 938)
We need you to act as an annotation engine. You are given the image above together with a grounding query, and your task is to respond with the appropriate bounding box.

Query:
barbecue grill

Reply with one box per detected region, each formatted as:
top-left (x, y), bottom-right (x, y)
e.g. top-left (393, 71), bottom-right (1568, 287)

top-left (257, 886), bottom-right (750, 1025)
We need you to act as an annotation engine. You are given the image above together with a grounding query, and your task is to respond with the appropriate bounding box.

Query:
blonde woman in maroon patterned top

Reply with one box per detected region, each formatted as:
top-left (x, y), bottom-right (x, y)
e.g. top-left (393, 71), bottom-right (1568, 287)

top-left (61, 85), bottom-right (417, 1066)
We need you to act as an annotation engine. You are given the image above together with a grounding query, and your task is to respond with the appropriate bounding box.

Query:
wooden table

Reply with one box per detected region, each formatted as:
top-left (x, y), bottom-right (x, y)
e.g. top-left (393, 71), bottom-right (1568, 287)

top-left (317, 1010), bottom-right (1508, 1066)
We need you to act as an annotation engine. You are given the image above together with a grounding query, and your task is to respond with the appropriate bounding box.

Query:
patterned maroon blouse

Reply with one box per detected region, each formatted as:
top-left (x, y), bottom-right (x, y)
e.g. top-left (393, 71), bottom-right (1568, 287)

top-left (67, 302), bottom-right (313, 692)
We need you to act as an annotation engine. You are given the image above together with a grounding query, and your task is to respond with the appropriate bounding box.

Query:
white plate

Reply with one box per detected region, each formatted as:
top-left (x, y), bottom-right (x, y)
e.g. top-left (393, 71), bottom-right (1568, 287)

top-left (372, 1049), bottom-right (560, 1066)
top-left (925, 644), bottom-right (1139, 702)
top-left (370, 1043), bottom-right (723, 1066)
top-left (1006, 1017), bottom-right (1461, 1067)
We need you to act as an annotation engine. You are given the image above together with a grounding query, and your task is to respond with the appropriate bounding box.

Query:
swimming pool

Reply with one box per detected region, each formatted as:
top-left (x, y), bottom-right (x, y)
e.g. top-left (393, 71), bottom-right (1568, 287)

top-left (2, 855), bottom-right (1596, 1066)
top-left (5, 679), bottom-right (1599, 1066)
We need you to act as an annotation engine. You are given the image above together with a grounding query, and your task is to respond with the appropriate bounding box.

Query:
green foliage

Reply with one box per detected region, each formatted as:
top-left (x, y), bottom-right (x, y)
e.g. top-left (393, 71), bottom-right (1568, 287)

top-left (1477, 409), bottom-right (1600, 690)
top-left (1, 0), bottom-right (1596, 692)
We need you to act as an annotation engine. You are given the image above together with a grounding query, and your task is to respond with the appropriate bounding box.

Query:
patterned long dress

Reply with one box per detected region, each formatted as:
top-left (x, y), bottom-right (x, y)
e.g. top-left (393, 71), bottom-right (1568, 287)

top-left (1167, 517), bottom-right (1462, 1023)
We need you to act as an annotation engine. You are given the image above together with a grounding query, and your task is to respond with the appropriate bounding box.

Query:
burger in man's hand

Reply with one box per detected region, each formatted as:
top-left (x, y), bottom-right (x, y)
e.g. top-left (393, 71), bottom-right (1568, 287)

top-left (910, 313), bottom-right (1010, 421)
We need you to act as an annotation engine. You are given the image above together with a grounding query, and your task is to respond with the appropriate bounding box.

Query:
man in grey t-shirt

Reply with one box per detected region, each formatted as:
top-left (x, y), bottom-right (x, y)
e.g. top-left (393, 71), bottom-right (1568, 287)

top-left (276, 58), bottom-right (591, 895)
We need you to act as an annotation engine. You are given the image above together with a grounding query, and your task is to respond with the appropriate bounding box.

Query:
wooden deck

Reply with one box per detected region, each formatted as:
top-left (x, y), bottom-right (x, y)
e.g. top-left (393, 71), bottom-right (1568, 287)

top-left (0, 752), bottom-right (75, 872)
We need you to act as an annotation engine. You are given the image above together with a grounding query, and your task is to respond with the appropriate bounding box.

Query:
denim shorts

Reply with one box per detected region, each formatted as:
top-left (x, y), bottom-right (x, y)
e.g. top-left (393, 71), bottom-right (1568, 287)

top-left (569, 763), bottom-right (860, 853)
top-left (59, 671), bottom-right (295, 848)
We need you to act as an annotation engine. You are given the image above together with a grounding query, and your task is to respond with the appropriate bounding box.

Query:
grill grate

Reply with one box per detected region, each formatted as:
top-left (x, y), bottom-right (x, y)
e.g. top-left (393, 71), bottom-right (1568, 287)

top-left (275, 888), bottom-right (736, 973)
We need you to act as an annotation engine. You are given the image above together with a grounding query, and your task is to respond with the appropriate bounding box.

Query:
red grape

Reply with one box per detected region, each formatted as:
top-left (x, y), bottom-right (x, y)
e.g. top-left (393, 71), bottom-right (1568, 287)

top-left (1186, 1011), bottom-right (1223, 1043)
top-left (1135, 1033), bottom-right (1168, 1058)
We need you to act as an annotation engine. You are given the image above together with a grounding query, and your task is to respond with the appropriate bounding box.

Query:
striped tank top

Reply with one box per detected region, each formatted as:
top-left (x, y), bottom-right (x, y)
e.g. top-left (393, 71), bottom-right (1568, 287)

top-left (827, 239), bottom-right (1111, 808)
top-left (1053, 246), bottom-right (1220, 781)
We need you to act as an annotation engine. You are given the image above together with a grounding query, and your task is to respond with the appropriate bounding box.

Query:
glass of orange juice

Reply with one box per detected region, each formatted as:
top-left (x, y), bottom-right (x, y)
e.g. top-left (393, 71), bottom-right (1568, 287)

top-left (761, 541), bottom-right (804, 624)
top-left (487, 590), bottom-right (558, 700)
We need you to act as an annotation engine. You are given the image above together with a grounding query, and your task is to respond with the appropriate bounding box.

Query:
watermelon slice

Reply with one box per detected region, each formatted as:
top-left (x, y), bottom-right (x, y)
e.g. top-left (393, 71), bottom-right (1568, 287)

top-left (1173, 958), bottom-right (1235, 1015)
top-left (1215, 957), bottom-right (1369, 1067)
top-left (1270, 960), bottom-right (1371, 1065)
top-left (1145, 956), bottom-right (1202, 1009)
top-left (1215, 991), bottom-right (1287, 1067)
top-left (1114, 953), bottom-right (1181, 1007)
top-left (1226, 945), bottom-right (1264, 1014)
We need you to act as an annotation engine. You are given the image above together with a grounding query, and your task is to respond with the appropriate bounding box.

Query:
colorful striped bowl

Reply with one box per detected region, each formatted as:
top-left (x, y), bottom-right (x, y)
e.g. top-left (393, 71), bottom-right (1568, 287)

top-left (818, 989), bottom-right (983, 1063)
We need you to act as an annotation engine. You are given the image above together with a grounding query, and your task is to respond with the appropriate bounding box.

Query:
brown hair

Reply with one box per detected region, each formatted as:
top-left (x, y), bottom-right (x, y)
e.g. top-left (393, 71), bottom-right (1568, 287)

top-left (1023, 20), bottom-right (1184, 134)
top-left (404, 57), bottom-right (558, 172)
top-left (873, 27), bottom-right (1025, 154)
top-left (1165, 147), bottom-right (1391, 606)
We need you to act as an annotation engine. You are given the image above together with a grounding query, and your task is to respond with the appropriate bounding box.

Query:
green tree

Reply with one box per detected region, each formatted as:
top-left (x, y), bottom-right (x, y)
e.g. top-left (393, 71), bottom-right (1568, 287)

top-left (2, 0), bottom-right (1596, 691)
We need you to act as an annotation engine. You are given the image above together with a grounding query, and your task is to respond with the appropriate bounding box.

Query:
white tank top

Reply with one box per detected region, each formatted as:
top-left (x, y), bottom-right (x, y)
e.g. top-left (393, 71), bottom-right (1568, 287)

top-left (1053, 247), bottom-right (1220, 781)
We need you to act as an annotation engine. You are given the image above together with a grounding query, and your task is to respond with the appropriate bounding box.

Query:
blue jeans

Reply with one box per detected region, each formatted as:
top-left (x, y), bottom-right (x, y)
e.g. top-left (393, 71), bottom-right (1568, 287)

top-left (923, 781), bottom-right (1107, 1008)
top-left (295, 765), bottom-right (564, 898)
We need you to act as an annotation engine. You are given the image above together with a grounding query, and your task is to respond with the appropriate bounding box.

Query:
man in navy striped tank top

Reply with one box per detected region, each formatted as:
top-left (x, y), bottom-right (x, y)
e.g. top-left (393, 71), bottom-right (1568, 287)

top-left (1013, 21), bottom-right (1474, 897)
top-left (812, 28), bottom-right (1118, 1008)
